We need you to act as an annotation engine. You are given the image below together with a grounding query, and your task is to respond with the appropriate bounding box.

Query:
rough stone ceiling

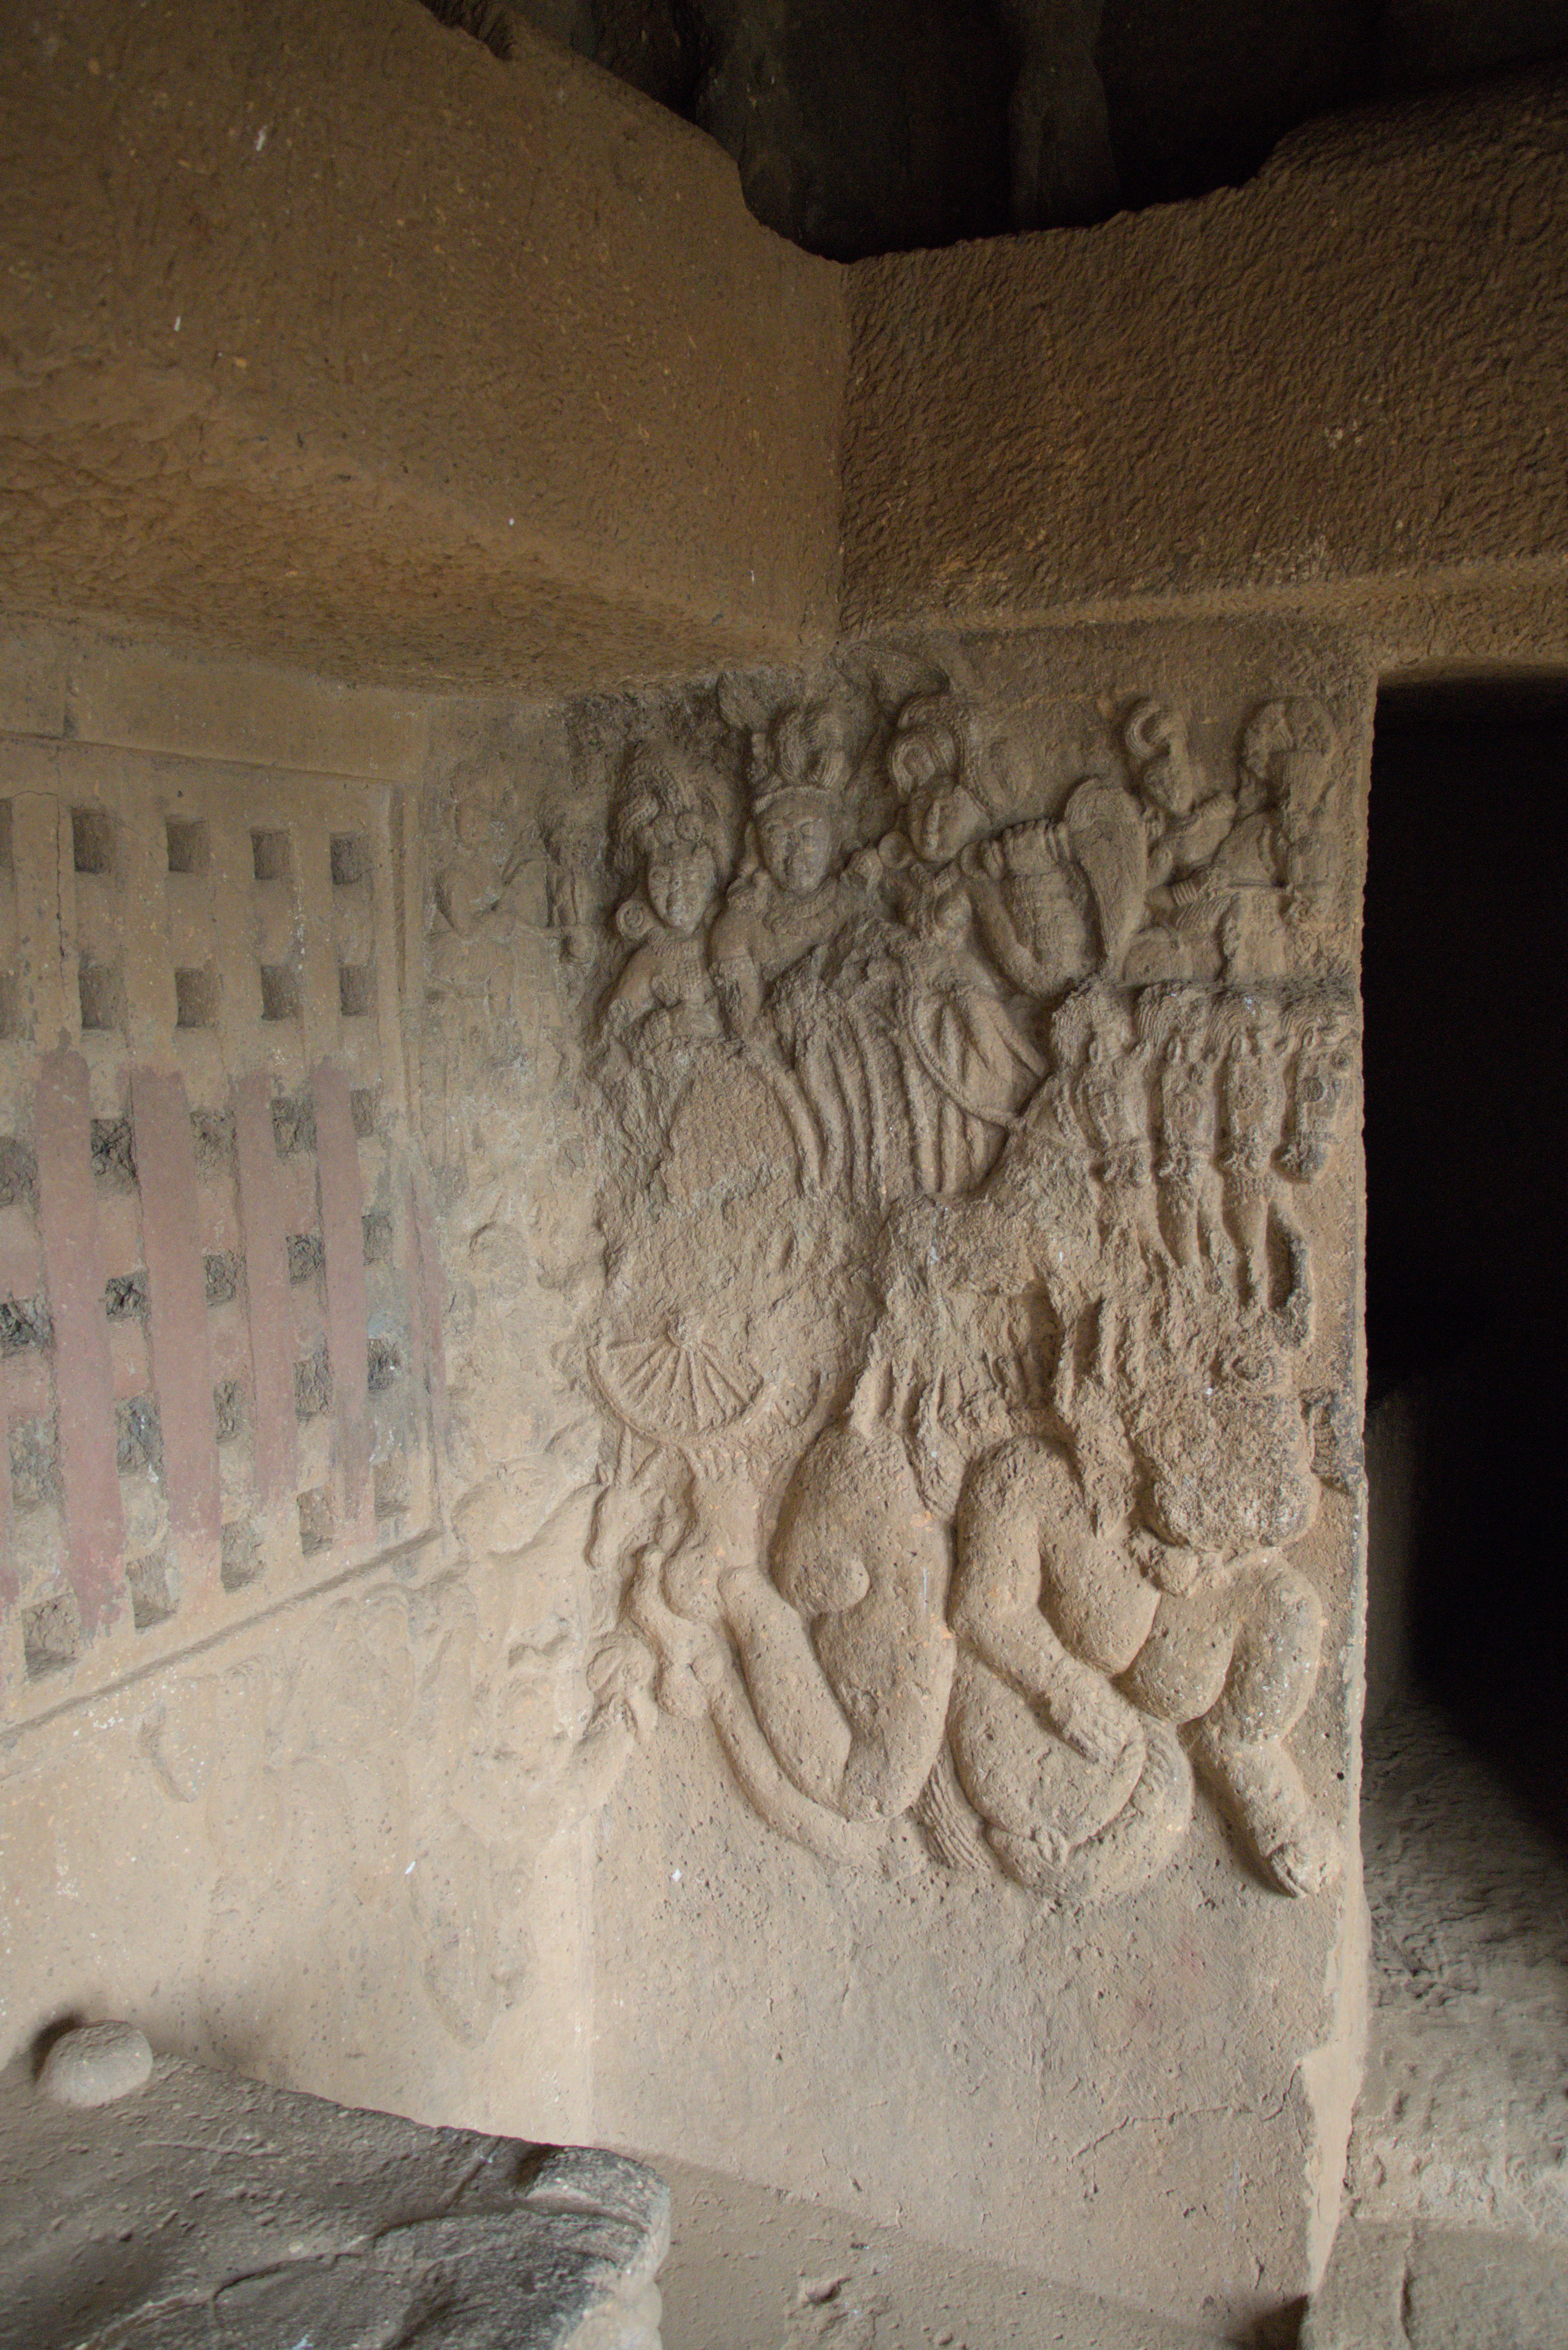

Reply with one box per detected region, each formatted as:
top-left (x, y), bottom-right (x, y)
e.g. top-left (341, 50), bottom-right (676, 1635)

top-left (442, 0), bottom-right (1568, 254)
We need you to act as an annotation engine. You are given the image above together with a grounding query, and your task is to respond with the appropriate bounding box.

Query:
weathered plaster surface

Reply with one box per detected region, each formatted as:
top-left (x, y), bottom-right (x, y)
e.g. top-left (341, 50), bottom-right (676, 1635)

top-left (0, 641), bottom-right (609, 2155)
top-left (4, 17), bottom-right (1567, 691)
top-left (842, 69), bottom-right (1568, 635)
top-left (0, 0), bottom-right (845, 691)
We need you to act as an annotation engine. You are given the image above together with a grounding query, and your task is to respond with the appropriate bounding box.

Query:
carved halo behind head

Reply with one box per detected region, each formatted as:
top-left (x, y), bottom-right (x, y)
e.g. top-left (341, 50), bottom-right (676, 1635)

top-left (1124, 698), bottom-right (1199, 817)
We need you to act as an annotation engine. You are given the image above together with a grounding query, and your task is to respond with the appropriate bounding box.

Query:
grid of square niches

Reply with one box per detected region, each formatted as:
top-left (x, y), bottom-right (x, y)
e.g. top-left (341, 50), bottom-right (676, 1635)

top-left (57, 793), bottom-right (387, 1102)
top-left (2, 1080), bottom-right (435, 1708)
top-left (0, 781), bottom-right (431, 1714)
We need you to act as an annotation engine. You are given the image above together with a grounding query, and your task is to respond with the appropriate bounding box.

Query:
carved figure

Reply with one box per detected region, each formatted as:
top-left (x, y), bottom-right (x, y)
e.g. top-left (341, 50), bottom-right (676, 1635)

top-left (1139, 987), bottom-right (1221, 1271)
top-left (433, 776), bottom-right (533, 941)
top-left (601, 741), bottom-right (731, 1041)
top-left (735, 688), bottom-right (1045, 1205)
top-left (574, 666), bottom-right (1352, 1917)
top-left (1127, 699), bottom-right (1238, 899)
top-left (1216, 1001), bottom-right (1286, 1303)
top-left (770, 1376), bottom-right (956, 1821)
top-left (1210, 696), bottom-right (1338, 975)
top-left (949, 1436), bottom-right (1193, 1906)
top-left (1117, 699), bottom-right (1239, 984)
top-left (952, 1366), bottom-right (1334, 1903)
top-left (947, 696), bottom-right (1151, 996)
top-left (1279, 988), bottom-right (1356, 1181)
top-left (710, 700), bottom-right (857, 1035)
top-left (540, 809), bottom-right (605, 962)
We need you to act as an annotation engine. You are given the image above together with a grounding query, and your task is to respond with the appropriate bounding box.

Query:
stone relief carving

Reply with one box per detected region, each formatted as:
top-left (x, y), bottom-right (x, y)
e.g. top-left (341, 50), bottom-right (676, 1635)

top-left (469, 668), bottom-right (1358, 1917)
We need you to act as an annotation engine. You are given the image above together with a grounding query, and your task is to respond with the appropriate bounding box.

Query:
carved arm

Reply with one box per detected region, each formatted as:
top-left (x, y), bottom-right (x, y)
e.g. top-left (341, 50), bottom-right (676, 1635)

top-left (952, 1443), bottom-right (1136, 1765)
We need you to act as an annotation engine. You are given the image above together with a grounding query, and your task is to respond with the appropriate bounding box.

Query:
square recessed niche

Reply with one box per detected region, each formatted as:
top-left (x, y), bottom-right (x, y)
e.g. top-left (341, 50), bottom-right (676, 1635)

top-left (72, 808), bottom-right (114, 876)
top-left (330, 833), bottom-right (371, 887)
top-left (174, 966), bottom-right (220, 1029)
top-left (259, 964), bottom-right (300, 1023)
top-left (22, 1590), bottom-right (80, 1677)
top-left (251, 829), bottom-right (291, 883)
top-left (338, 964), bottom-right (375, 1019)
top-left (127, 1554), bottom-right (176, 1631)
top-left (78, 962), bottom-right (123, 1034)
top-left (165, 818), bottom-right (210, 876)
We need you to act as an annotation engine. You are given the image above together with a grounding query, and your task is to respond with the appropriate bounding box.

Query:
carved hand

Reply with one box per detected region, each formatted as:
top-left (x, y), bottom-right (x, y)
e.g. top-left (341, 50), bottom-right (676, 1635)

top-left (1052, 1665), bottom-right (1137, 1766)
top-left (1130, 1528), bottom-right (1205, 1595)
top-left (959, 835), bottom-right (1006, 883)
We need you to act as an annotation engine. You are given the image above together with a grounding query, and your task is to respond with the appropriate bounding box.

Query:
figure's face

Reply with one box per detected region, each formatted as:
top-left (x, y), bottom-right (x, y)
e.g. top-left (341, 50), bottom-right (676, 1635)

top-left (1137, 1371), bottom-right (1316, 1555)
top-left (1240, 714), bottom-right (1291, 803)
top-left (645, 839), bottom-right (715, 936)
top-left (758, 799), bottom-right (834, 898)
top-left (1141, 743), bottom-right (1197, 817)
top-left (1277, 748), bottom-right (1332, 831)
top-left (907, 779), bottom-right (988, 865)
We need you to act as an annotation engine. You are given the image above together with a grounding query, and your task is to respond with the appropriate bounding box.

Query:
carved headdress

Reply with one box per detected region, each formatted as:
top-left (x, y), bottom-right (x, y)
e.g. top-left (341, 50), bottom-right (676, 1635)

top-left (1238, 696), bottom-right (1335, 820)
top-left (610, 739), bottom-right (732, 880)
top-left (887, 689), bottom-right (1006, 822)
top-left (753, 699), bottom-right (851, 817)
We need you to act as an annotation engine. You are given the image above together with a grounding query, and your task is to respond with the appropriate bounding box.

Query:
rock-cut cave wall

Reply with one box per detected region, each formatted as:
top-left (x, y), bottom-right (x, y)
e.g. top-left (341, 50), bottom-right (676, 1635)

top-left (0, 6), bottom-right (1566, 2339)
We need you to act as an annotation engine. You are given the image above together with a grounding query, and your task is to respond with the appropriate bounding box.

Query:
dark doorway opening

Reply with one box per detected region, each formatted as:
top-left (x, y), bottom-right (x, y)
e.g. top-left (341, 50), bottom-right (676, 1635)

top-left (1364, 671), bottom-right (1568, 1841)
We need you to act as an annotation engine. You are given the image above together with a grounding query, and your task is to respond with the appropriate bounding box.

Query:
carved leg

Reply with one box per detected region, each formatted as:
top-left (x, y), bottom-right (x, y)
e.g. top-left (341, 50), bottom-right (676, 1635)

top-left (699, 1643), bottom-right (879, 1871)
top-left (624, 1549), bottom-right (717, 1722)
top-left (988, 1720), bottom-right (1193, 1908)
top-left (719, 1563), bottom-right (852, 1810)
top-left (1222, 1174), bottom-right (1269, 1304)
top-left (1158, 1174), bottom-right (1199, 1271)
top-left (1188, 1565), bottom-right (1337, 1897)
top-left (949, 1657), bottom-right (1190, 1907)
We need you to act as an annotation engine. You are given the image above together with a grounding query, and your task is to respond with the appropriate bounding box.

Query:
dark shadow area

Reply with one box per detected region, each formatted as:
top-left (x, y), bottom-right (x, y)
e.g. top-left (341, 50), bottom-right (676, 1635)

top-left (1365, 672), bottom-right (1568, 1843)
top-left (439, 0), bottom-right (1568, 257)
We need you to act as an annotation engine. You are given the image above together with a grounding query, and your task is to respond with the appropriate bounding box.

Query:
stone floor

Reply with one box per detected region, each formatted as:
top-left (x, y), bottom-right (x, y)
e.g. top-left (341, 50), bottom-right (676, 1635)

top-left (654, 2156), bottom-right (1234, 2350)
top-left (1348, 1698), bottom-right (1568, 2244)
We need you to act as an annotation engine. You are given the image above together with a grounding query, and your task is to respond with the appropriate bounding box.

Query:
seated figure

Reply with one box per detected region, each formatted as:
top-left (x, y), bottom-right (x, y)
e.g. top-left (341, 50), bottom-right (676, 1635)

top-left (950, 1338), bottom-right (1337, 1904)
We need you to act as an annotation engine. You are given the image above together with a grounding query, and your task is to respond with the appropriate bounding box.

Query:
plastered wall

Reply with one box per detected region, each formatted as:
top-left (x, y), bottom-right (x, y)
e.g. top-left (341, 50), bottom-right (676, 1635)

top-left (0, 635), bottom-right (607, 2148)
top-left (842, 67), bottom-right (1568, 637)
top-left (0, 0), bottom-right (845, 692)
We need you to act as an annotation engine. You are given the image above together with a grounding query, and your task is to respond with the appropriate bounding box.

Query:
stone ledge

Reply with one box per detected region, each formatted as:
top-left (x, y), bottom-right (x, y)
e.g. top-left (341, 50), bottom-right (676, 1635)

top-left (0, 2028), bottom-right (670, 2350)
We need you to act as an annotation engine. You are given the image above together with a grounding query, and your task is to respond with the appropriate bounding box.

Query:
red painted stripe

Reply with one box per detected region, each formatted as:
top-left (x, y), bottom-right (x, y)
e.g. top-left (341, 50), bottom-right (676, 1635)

top-left (0, 1368), bottom-right (17, 1610)
top-left (0, 1187), bottom-right (41, 1597)
top-left (233, 1073), bottom-right (297, 1511)
top-left (35, 1051), bottom-right (123, 1638)
top-left (312, 1063), bottom-right (371, 1542)
top-left (133, 1068), bottom-right (221, 1591)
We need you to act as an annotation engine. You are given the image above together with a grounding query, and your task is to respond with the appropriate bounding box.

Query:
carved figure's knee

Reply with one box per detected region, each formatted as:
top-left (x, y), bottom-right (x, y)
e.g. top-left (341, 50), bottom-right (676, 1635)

top-left (1209, 1564), bottom-right (1323, 1742)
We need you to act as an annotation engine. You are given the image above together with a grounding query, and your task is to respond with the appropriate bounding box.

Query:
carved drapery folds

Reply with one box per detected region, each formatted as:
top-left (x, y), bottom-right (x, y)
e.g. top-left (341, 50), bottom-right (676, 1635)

top-left (570, 660), bottom-right (1358, 1911)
